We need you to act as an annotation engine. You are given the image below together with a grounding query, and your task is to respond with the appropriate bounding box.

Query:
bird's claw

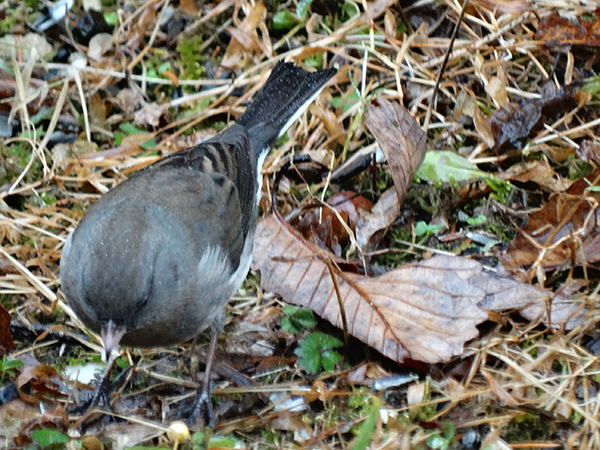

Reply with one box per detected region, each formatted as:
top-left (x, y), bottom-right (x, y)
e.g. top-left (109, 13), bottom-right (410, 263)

top-left (189, 382), bottom-right (215, 429)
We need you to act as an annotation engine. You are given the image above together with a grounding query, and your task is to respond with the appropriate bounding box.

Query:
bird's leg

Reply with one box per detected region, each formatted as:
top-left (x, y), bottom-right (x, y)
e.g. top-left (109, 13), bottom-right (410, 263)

top-left (69, 355), bottom-right (117, 416)
top-left (70, 322), bottom-right (127, 417)
top-left (190, 329), bottom-right (218, 428)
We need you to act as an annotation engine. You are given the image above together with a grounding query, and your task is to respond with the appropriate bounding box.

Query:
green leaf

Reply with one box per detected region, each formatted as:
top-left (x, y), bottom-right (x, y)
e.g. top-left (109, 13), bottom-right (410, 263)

top-left (297, 0), bottom-right (314, 20)
top-left (416, 151), bottom-right (488, 184)
top-left (304, 53), bottom-right (323, 70)
top-left (31, 429), bottom-right (69, 447)
top-left (0, 356), bottom-right (24, 376)
top-left (442, 422), bottom-right (455, 439)
top-left (104, 11), bottom-right (119, 26)
top-left (425, 423), bottom-right (455, 450)
top-left (414, 221), bottom-right (444, 237)
top-left (486, 177), bottom-right (512, 203)
top-left (191, 431), bottom-right (205, 443)
top-left (208, 435), bottom-right (240, 448)
top-left (282, 304), bottom-right (300, 315)
top-left (114, 132), bottom-right (125, 146)
top-left (115, 355), bottom-right (131, 369)
top-left (426, 434), bottom-right (449, 450)
top-left (321, 349), bottom-right (342, 372)
top-left (466, 215), bottom-right (487, 226)
top-left (273, 10), bottom-right (300, 30)
top-left (348, 388), bottom-right (372, 413)
top-left (342, 1), bottom-right (360, 21)
top-left (295, 332), bottom-right (343, 374)
top-left (583, 75), bottom-right (600, 96)
top-left (177, 34), bottom-right (206, 81)
top-left (281, 305), bottom-right (318, 333)
top-left (120, 122), bottom-right (144, 135)
top-left (157, 62), bottom-right (171, 74)
top-left (118, 123), bottom-right (156, 148)
top-left (352, 398), bottom-right (381, 450)
top-left (330, 90), bottom-right (360, 114)
top-left (294, 309), bottom-right (317, 328)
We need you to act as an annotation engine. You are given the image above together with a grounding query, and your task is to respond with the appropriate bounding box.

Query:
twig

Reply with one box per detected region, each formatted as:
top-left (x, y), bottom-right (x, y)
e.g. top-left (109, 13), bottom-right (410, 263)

top-left (423, 0), bottom-right (469, 131)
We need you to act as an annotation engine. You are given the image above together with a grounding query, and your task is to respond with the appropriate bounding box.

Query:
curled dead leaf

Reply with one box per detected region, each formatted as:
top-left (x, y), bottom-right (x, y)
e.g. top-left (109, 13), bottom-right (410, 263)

top-left (535, 10), bottom-right (600, 51)
top-left (355, 188), bottom-right (399, 249)
top-left (365, 99), bottom-right (427, 203)
top-left (16, 363), bottom-right (63, 404)
top-left (487, 80), bottom-right (579, 153)
top-left (298, 191), bottom-right (372, 255)
top-left (221, 0), bottom-right (267, 70)
top-left (500, 160), bottom-right (573, 192)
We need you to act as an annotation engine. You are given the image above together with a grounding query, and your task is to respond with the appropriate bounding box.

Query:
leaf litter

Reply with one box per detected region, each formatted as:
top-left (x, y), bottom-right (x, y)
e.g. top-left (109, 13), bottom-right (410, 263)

top-left (1, 0), bottom-right (600, 448)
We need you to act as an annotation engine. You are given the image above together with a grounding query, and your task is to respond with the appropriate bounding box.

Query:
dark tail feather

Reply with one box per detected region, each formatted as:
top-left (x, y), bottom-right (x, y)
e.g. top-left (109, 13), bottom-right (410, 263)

top-left (237, 61), bottom-right (336, 157)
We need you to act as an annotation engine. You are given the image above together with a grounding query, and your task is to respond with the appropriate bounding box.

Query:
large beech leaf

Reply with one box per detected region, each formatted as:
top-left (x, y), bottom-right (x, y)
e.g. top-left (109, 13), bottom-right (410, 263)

top-left (253, 215), bottom-right (586, 364)
top-left (253, 215), bottom-right (488, 364)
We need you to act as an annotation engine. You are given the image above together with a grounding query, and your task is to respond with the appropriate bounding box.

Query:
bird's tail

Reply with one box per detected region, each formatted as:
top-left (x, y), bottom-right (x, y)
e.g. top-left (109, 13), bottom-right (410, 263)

top-left (237, 61), bottom-right (336, 157)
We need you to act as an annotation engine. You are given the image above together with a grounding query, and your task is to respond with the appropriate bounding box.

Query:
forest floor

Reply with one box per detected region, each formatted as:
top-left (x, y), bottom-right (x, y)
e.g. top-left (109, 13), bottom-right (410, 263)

top-left (1, 0), bottom-right (600, 448)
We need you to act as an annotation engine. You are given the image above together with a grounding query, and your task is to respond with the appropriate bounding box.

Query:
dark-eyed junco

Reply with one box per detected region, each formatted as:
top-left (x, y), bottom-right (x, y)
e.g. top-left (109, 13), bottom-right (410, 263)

top-left (60, 61), bottom-right (336, 424)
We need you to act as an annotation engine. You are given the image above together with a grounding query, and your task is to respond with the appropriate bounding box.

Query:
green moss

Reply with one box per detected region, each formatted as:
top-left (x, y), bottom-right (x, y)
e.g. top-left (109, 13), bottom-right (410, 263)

top-left (504, 413), bottom-right (553, 442)
top-left (0, 141), bottom-right (44, 186)
top-left (177, 34), bottom-right (206, 82)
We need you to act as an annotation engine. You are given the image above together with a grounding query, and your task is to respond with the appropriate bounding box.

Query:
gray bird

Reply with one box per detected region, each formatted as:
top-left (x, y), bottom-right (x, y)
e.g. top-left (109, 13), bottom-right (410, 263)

top-left (60, 62), bottom-right (336, 424)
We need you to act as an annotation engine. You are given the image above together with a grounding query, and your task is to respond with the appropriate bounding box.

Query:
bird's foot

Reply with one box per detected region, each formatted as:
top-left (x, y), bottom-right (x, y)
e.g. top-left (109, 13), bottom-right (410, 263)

top-left (189, 382), bottom-right (215, 429)
top-left (68, 373), bottom-right (112, 416)
top-left (68, 363), bottom-right (131, 419)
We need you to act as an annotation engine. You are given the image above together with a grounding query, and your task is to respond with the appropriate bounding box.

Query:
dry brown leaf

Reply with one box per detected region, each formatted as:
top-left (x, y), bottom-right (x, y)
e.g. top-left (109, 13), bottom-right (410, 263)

top-left (298, 191), bottom-right (372, 255)
top-left (125, 1), bottom-right (157, 50)
top-left (254, 215), bottom-right (488, 364)
top-left (485, 68), bottom-right (509, 108)
top-left (472, 97), bottom-right (495, 148)
top-left (316, 107), bottom-right (343, 144)
top-left (16, 364), bottom-right (63, 404)
top-left (500, 160), bottom-right (573, 192)
top-left (116, 89), bottom-right (144, 116)
top-left (577, 139), bottom-right (600, 164)
top-left (221, 0), bottom-right (266, 70)
top-left (180, 0), bottom-right (198, 15)
top-left (502, 169), bottom-right (600, 271)
top-left (358, 100), bottom-right (426, 250)
top-left (102, 422), bottom-right (162, 449)
top-left (355, 188), bottom-right (399, 249)
top-left (407, 382), bottom-right (426, 416)
top-left (535, 10), bottom-right (600, 51)
top-left (0, 305), bottom-right (15, 356)
top-left (134, 102), bottom-right (168, 127)
top-left (87, 33), bottom-right (113, 61)
top-left (88, 93), bottom-right (107, 127)
top-left (488, 80), bottom-right (579, 153)
top-left (270, 412), bottom-right (313, 443)
top-left (365, 99), bottom-right (427, 202)
top-left (481, 370), bottom-right (519, 405)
